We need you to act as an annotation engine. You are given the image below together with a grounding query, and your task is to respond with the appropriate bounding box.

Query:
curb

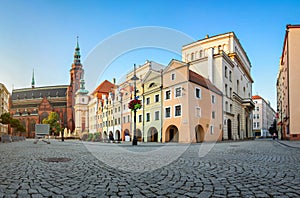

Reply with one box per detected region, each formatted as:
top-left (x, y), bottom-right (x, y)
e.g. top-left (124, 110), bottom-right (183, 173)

top-left (274, 140), bottom-right (300, 149)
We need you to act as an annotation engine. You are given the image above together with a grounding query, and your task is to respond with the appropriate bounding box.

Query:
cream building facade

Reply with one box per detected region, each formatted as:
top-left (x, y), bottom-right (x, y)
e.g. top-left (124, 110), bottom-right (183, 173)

top-left (162, 59), bottom-right (223, 143)
top-left (74, 79), bottom-right (89, 138)
top-left (182, 32), bottom-right (254, 140)
top-left (252, 95), bottom-right (276, 137)
top-left (277, 24), bottom-right (300, 140)
top-left (0, 83), bottom-right (9, 135)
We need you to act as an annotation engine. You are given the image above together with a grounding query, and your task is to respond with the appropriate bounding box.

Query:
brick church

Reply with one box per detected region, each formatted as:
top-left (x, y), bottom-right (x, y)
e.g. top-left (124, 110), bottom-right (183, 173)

top-left (10, 39), bottom-right (84, 137)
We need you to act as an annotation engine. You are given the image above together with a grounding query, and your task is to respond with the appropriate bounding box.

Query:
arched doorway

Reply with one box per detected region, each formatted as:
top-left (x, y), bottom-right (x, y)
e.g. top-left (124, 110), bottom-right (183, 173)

top-left (136, 129), bottom-right (142, 142)
top-left (103, 131), bottom-right (107, 140)
top-left (124, 129), bottom-right (130, 141)
top-left (109, 131), bottom-right (114, 140)
top-left (147, 127), bottom-right (158, 142)
top-left (195, 125), bottom-right (205, 143)
top-left (227, 119), bottom-right (232, 140)
top-left (237, 114), bottom-right (240, 139)
top-left (115, 130), bottom-right (121, 141)
top-left (165, 125), bottom-right (179, 142)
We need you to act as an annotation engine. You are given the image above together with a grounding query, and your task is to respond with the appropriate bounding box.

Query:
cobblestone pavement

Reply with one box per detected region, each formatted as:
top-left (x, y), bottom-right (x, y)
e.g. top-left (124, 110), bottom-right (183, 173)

top-left (0, 139), bottom-right (300, 197)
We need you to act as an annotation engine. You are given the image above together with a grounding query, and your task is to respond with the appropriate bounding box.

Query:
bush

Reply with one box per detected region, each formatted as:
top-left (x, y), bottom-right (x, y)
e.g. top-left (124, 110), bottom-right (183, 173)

top-left (93, 132), bottom-right (101, 142)
top-left (86, 133), bottom-right (94, 141)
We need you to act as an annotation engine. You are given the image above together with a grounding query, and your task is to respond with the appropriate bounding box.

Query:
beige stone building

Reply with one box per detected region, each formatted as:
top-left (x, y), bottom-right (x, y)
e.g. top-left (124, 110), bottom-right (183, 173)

top-left (182, 32), bottom-right (255, 140)
top-left (277, 24), bottom-right (300, 140)
top-left (0, 83), bottom-right (9, 135)
top-left (252, 95), bottom-right (276, 137)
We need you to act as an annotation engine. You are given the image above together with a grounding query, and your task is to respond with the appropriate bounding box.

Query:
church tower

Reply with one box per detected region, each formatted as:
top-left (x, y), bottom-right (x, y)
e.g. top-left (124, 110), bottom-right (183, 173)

top-left (67, 37), bottom-right (84, 132)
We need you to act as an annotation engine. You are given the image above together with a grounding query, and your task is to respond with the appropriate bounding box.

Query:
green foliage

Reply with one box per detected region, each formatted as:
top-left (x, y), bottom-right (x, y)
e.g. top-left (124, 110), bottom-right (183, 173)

top-left (93, 132), bottom-right (101, 142)
top-left (0, 112), bottom-right (11, 124)
top-left (42, 112), bottom-right (62, 135)
top-left (0, 113), bottom-right (26, 132)
top-left (86, 133), bottom-right (94, 141)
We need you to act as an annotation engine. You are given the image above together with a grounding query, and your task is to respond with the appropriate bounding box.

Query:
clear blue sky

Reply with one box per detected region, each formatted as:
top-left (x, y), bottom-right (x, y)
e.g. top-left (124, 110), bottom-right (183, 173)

top-left (1, 0), bottom-right (299, 109)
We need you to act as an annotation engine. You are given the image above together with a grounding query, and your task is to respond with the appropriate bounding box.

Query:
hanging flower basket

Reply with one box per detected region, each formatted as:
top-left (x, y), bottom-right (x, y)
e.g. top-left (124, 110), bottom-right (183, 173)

top-left (128, 99), bottom-right (142, 111)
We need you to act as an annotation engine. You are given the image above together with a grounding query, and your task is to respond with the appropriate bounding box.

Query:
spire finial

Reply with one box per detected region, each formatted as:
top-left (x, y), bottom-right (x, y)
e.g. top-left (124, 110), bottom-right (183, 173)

top-left (31, 68), bottom-right (35, 88)
top-left (74, 36), bottom-right (81, 64)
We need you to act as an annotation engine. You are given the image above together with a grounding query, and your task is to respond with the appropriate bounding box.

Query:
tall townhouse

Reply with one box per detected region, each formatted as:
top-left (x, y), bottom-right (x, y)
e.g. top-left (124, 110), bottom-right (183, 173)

top-left (142, 69), bottom-right (163, 142)
top-left (124, 61), bottom-right (165, 142)
top-left (162, 59), bottom-right (223, 143)
top-left (74, 79), bottom-right (89, 138)
top-left (88, 94), bottom-right (98, 134)
top-left (92, 80), bottom-right (114, 140)
top-left (0, 83), bottom-right (9, 135)
top-left (252, 95), bottom-right (276, 137)
top-left (182, 32), bottom-right (254, 140)
top-left (277, 24), bottom-right (300, 140)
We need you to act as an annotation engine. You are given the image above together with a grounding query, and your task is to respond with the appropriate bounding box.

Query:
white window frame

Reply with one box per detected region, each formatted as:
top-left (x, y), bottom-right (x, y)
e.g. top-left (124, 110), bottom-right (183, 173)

top-left (165, 106), bottom-right (171, 118)
top-left (165, 90), bottom-right (171, 100)
top-left (154, 94), bottom-right (159, 103)
top-left (195, 87), bottom-right (201, 99)
top-left (175, 86), bottom-right (182, 98)
top-left (155, 111), bottom-right (159, 121)
top-left (171, 73), bottom-right (176, 80)
top-left (210, 125), bottom-right (214, 135)
top-left (174, 104), bottom-right (182, 117)
top-left (196, 106), bottom-right (201, 118)
top-left (211, 95), bottom-right (216, 104)
top-left (146, 97), bottom-right (150, 105)
top-left (146, 112), bottom-right (150, 122)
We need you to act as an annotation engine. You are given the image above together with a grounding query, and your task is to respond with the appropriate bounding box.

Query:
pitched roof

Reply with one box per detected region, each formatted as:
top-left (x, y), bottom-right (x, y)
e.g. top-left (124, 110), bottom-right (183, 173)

top-left (189, 70), bottom-right (222, 95)
top-left (92, 80), bottom-right (114, 95)
top-left (252, 95), bottom-right (262, 100)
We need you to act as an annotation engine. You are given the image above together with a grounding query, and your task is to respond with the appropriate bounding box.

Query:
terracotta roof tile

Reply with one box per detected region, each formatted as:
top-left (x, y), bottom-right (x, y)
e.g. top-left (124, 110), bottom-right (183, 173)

top-left (189, 70), bottom-right (222, 95)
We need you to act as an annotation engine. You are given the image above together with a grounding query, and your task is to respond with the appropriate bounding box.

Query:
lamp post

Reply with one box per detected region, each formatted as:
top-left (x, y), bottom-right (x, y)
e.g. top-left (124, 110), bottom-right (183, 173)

top-left (131, 64), bottom-right (139, 146)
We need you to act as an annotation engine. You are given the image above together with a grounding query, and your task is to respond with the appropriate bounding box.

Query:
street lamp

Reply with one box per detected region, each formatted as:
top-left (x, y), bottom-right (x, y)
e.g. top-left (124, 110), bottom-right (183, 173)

top-left (131, 64), bottom-right (139, 146)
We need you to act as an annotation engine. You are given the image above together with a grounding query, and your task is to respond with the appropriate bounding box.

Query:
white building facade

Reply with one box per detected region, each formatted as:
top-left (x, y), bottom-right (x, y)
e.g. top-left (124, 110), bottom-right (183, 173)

top-left (252, 95), bottom-right (276, 137)
top-left (182, 32), bottom-right (255, 140)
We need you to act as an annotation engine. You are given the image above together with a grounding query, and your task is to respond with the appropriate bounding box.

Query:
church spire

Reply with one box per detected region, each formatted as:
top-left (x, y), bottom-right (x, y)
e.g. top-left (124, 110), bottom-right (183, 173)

top-left (74, 36), bottom-right (81, 64)
top-left (31, 68), bottom-right (35, 88)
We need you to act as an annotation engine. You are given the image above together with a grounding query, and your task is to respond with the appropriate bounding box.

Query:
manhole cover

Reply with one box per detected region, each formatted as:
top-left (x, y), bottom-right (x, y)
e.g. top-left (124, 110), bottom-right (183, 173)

top-left (40, 157), bottom-right (72, 162)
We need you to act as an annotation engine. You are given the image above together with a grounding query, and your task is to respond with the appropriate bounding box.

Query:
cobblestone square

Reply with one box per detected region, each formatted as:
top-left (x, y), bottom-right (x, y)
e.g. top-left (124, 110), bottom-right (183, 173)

top-left (0, 140), bottom-right (300, 197)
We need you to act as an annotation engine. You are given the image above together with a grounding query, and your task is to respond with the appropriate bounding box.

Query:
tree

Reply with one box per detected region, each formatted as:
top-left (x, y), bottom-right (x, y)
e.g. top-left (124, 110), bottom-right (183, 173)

top-left (42, 112), bottom-right (61, 136)
top-left (0, 112), bottom-right (12, 124)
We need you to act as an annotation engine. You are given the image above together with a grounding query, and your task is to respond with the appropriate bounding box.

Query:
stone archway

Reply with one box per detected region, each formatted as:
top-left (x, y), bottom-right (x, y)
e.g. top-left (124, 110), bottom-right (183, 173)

top-left (136, 129), bottom-right (142, 142)
top-left (115, 130), bottom-right (121, 141)
top-left (123, 129), bottom-right (130, 141)
top-left (165, 125), bottom-right (179, 142)
top-left (227, 119), bottom-right (232, 140)
top-left (103, 131), bottom-right (108, 140)
top-left (109, 131), bottom-right (114, 140)
top-left (195, 125), bottom-right (205, 143)
top-left (147, 127), bottom-right (158, 142)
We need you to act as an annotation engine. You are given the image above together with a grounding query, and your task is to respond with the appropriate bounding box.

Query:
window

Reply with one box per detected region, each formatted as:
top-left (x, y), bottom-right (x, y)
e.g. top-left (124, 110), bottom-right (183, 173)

top-left (118, 118), bottom-right (120, 124)
top-left (212, 95), bottom-right (216, 104)
top-left (195, 88), bottom-right (201, 99)
top-left (175, 87), bottom-right (182, 97)
top-left (225, 84), bottom-right (228, 96)
top-left (138, 115), bottom-right (142, 123)
top-left (146, 113), bottom-right (150, 122)
top-left (82, 98), bottom-right (85, 102)
top-left (123, 104), bottom-right (126, 110)
top-left (256, 107), bottom-right (259, 111)
top-left (229, 71), bottom-right (232, 81)
top-left (230, 104), bottom-right (233, 113)
top-left (200, 50), bottom-right (203, 58)
top-left (155, 94), bottom-right (159, 103)
top-left (257, 114), bottom-right (260, 119)
top-left (253, 114), bottom-right (256, 119)
top-left (127, 115), bottom-right (130, 123)
top-left (155, 111), bottom-right (159, 120)
top-left (210, 125), bottom-right (214, 134)
top-left (175, 105), bottom-right (182, 117)
top-left (191, 53), bottom-right (194, 61)
top-left (171, 73), bottom-right (175, 80)
top-left (146, 97), bottom-right (150, 105)
top-left (165, 107), bottom-right (171, 118)
top-left (165, 90), bottom-right (171, 100)
top-left (257, 122), bottom-right (260, 128)
top-left (196, 107), bottom-right (201, 118)
top-left (118, 106), bottom-right (120, 112)
top-left (229, 87), bottom-right (232, 98)
top-left (225, 66), bottom-right (228, 78)
top-left (123, 117), bottom-right (126, 123)
top-left (212, 111), bottom-right (215, 119)
top-left (253, 122), bottom-right (256, 128)
top-left (225, 102), bottom-right (228, 112)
